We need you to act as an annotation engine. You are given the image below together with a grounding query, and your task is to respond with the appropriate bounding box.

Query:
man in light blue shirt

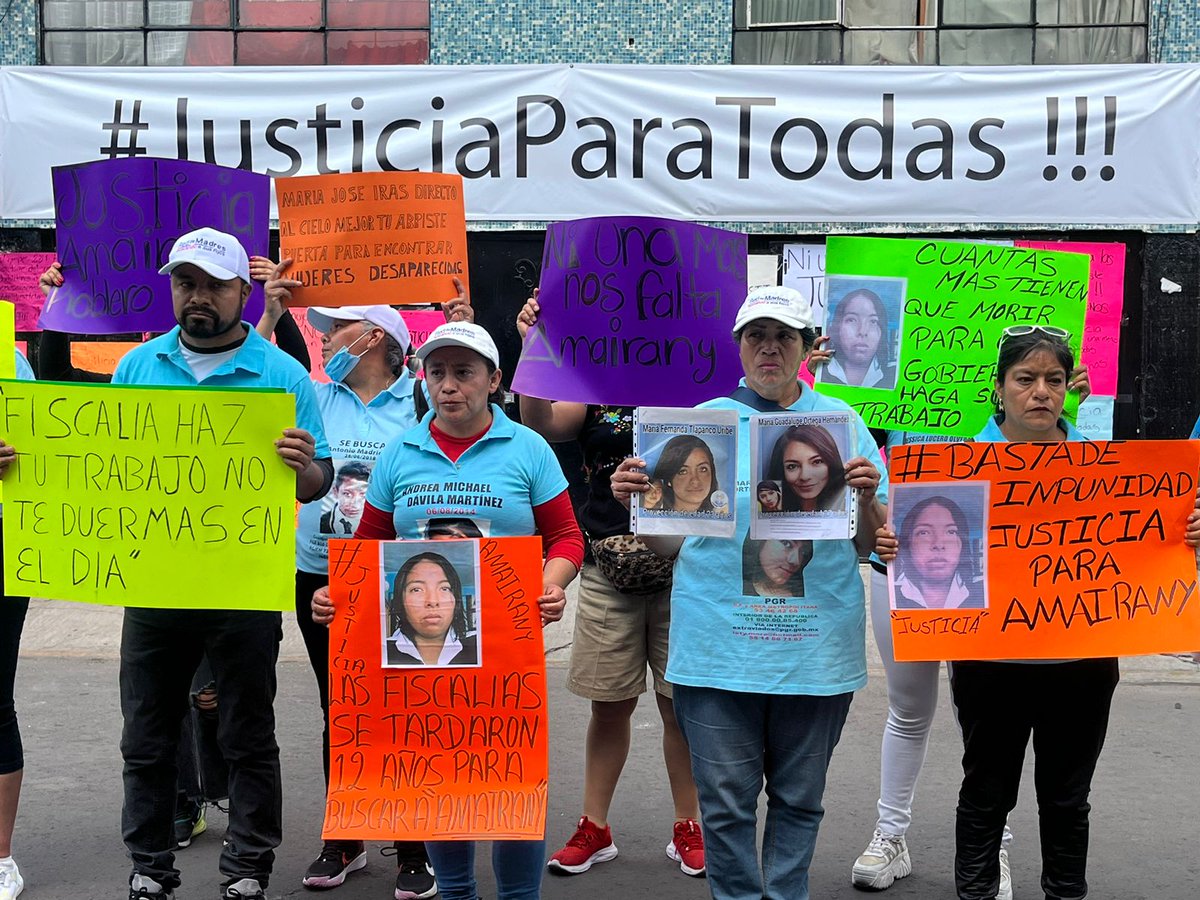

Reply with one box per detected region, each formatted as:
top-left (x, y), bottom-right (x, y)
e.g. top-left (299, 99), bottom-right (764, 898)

top-left (111, 228), bottom-right (332, 900)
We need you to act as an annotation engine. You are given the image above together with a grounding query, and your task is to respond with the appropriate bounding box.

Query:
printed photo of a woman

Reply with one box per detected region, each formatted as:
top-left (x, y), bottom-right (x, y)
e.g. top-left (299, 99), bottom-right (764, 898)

top-left (892, 495), bottom-right (986, 610)
top-left (647, 434), bottom-right (720, 513)
top-left (741, 536), bottom-right (814, 597)
top-left (766, 424), bottom-right (848, 512)
top-left (820, 284), bottom-right (900, 390)
top-left (385, 551), bottom-right (479, 667)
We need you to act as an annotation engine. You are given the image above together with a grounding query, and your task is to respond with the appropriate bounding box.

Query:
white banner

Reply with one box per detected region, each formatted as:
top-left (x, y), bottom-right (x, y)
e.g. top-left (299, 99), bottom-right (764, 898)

top-left (3, 64), bottom-right (1199, 223)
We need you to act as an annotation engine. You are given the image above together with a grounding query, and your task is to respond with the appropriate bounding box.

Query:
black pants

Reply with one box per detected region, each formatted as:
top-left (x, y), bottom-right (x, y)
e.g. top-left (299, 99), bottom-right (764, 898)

top-left (951, 658), bottom-right (1119, 900)
top-left (120, 608), bottom-right (283, 891)
top-left (295, 570), bottom-right (331, 784)
top-left (0, 523), bottom-right (28, 775)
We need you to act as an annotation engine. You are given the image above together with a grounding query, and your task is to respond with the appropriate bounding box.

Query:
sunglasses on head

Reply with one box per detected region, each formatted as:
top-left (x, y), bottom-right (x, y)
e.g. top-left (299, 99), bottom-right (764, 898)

top-left (1000, 325), bottom-right (1071, 342)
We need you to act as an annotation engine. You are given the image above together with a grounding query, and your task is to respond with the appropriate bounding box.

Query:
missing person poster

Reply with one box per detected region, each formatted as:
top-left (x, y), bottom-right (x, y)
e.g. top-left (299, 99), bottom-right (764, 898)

top-left (324, 536), bottom-right (549, 841)
top-left (749, 412), bottom-right (858, 541)
top-left (631, 406), bottom-right (737, 538)
top-left (888, 482), bottom-right (990, 612)
top-left (888, 440), bottom-right (1200, 661)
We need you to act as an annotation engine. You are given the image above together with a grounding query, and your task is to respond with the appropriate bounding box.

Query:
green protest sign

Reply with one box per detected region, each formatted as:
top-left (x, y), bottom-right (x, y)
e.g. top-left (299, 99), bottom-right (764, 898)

top-left (816, 237), bottom-right (1089, 437)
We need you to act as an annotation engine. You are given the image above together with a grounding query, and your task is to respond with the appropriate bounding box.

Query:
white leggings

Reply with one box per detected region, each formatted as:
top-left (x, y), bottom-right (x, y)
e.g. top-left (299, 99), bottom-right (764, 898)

top-left (869, 567), bottom-right (1012, 846)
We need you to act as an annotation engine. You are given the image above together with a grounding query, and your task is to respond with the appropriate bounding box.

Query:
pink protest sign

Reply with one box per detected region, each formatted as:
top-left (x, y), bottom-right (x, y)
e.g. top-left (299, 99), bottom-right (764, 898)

top-left (0, 253), bottom-right (56, 331)
top-left (293, 312), bottom-right (329, 383)
top-left (400, 309), bottom-right (444, 350)
top-left (1016, 241), bottom-right (1125, 396)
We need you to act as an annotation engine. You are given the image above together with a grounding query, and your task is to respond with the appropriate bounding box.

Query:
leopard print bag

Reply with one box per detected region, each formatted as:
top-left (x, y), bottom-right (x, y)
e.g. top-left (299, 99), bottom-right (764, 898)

top-left (590, 534), bottom-right (675, 596)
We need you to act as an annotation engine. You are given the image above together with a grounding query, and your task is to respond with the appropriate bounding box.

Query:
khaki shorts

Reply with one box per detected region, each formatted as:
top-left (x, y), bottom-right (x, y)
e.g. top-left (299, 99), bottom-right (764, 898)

top-left (567, 562), bottom-right (673, 701)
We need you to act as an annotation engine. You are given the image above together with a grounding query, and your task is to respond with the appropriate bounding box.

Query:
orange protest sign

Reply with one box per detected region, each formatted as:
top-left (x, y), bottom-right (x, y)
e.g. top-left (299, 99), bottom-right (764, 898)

top-left (277, 172), bottom-right (468, 307)
top-left (323, 537), bottom-right (548, 841)
top-left (70, 341), bottom-right (140, 375)
top-left (888, 440), bottom-right (1200, 661)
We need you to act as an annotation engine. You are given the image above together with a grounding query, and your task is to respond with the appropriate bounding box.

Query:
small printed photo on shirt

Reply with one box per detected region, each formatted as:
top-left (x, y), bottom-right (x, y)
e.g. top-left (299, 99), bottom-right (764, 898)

top-left (887, 482), bottom-right (990, 613)
top-left (815, 275), bottom-right (905, 392)
top-left (419, 517), bottom-right (490, 540)
top-left (319, 458), bottom-right (375, 536)
top-left (380, 540), bottom-right (482, 669)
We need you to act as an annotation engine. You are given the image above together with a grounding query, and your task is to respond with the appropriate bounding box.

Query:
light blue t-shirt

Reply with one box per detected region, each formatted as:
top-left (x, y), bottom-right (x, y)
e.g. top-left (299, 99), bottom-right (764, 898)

top-left (1190, 415), bottom-right (1200, 441)
top-left (366, 404), bottom-right (567, 540)
top-left (666, 382), bottom-right (888, 696)
top-left (112, 323), bottom-right (331, 461)
top-left (296, 373), bottom-right (419, 574)
top-left (975, 414), bottom-right (1085, 443)
top-left (14, 350), bottom-right (33, 382)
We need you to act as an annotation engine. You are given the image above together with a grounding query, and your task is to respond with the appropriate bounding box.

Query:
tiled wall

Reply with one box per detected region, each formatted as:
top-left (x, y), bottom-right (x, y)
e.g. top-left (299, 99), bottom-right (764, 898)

top-left (429, 1), bottom-right (730, 65)
top-left (1154, 0), bottom-right (1200, 62)
top-left (0, 1), bottom-right (39, 66)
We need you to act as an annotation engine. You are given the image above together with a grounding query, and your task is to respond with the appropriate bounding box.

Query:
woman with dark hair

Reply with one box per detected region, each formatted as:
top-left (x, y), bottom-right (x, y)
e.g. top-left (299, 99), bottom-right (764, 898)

top-left (613, 285), bottom-right (887, 900)
top-left (821, 288), bottom-right (896, 389)
top-left (877, 325), bottom-right (1200, 900)
top-left (386, 552), bottom-right (477, 667)
top-left (649, 435), bottom-right (719, 513)
top-left (767, 424), bottom-right (848, 512)
top-left (741, 537), bottom-right (814, 597)
top-left (892, 496), bottom-right (983, 610)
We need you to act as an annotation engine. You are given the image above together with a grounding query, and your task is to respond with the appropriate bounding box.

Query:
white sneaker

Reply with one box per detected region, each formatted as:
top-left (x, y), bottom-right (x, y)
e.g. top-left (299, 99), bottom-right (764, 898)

top-left (851, 830), bottom-right (912, 890)
top-left (0, 858), bottom-right (23, 900)
top-left (997, 847), bottom-right (1013, 900)
top-left (129, 873), bottom-right (174, 900)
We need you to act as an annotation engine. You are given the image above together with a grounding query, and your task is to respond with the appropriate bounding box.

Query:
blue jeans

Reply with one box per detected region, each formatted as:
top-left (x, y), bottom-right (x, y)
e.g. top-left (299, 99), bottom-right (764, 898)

top-left (673, 685), bottom-right (853, 900)
top-left (425, 839), bottom-right (545, 900)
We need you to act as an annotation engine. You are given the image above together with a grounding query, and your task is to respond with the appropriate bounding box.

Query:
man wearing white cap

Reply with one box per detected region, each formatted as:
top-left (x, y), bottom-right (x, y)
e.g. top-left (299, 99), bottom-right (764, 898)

top-left (111, 227), bottom-right (334, 900)
top-left (261, 258), bottom-right (471, 897)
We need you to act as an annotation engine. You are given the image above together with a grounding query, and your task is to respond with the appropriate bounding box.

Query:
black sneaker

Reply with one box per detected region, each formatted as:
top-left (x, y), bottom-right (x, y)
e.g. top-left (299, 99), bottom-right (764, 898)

top-left (129, 874), bottom-right (175, 900)
top-left (172, 799), bottom-right (206, 850)
top-left (386, 841), bottom-right (438, 900)
top-left (301, 841), bottom-right (367, 890)
top-left (221, 877), bottom-right (265, 900)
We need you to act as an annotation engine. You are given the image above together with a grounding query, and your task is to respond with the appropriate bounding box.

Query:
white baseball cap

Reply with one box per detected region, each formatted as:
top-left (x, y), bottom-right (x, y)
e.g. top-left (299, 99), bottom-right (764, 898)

top-left (416, 322), bottom-right (500, 369)
top-left (733, 286), bottom-right (816, 332)
top-left (158, 227), bottom-right (251, 283)
top-left (307, 306), bottom-right (411, 351)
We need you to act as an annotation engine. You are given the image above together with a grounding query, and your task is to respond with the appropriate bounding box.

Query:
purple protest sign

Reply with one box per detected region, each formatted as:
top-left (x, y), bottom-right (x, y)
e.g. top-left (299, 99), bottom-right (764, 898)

top-left (45, 158), bottom-right (269, 334)
top-left (512, 217), bottom-right (747, 406)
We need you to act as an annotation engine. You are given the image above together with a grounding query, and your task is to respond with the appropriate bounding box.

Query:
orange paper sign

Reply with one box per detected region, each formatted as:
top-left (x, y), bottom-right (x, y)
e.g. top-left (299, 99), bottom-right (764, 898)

top-left (70, 341), bottom-right (140, 375)
top-left (323, 537), bottom-right (548, 841)
top-left (888, 440), bottom-right (1200, 661)
top-left (277, 172), bottom-right (468, 307)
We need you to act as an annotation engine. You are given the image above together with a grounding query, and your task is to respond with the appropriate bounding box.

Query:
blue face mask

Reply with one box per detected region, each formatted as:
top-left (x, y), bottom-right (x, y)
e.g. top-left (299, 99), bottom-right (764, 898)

top-left (324, 330), bottom-right (371, 383)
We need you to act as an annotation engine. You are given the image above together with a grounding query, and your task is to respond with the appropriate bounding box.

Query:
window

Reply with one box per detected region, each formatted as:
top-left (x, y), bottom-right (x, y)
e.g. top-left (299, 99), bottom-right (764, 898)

top-left (41, 0), bottom-right (430, 65)
top-left (733, 1), bottom-right (1147, 65)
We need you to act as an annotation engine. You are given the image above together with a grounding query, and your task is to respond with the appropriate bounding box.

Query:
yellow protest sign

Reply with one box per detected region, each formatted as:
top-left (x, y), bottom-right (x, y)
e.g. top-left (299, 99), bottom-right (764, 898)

top-left (0, 381), bottom-right (296, 610)
top-left (0, 301), bottom-right (14, 379)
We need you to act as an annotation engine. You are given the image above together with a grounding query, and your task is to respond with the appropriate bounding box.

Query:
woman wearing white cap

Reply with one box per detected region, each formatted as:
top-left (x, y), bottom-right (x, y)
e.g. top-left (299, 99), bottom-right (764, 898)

top-left (611, 286), bottom-right (887, 900)
top-left (262, 259), bottom-right (472, 898)
top-left (312, 321), bottom-right (584, 900)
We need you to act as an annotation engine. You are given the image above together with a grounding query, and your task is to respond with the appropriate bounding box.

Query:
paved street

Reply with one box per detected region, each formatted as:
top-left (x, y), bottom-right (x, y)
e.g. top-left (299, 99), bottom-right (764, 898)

top-left (12, 593), bottom-right (1200, 900)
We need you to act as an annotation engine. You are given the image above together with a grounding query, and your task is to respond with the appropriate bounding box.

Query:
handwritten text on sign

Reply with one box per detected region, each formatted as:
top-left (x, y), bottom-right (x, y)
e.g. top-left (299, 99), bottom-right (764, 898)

top-left (888, 440), bottom-right (1200, 661)
top-left (0, 381), bottom-right (294, 610)
top-left (323, 537), bottom-right (549, 841)
top-left (47, 158), bottom-right (269, 335)
top-left (277, 172), bottom-right (468, 307)
top-left (1017, 240), bottom-right (1125, 396)
top-left (511, 216), bottom-right (746, 407)
top-left (0, 253), bottom-right (56, 331)
top-left (820, 237), bottom-right (1088, 437)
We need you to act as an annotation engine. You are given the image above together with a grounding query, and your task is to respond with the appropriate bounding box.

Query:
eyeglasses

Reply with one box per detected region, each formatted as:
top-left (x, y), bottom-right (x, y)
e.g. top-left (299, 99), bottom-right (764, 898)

top-left (1000, 325), bottom-right (1071, 341)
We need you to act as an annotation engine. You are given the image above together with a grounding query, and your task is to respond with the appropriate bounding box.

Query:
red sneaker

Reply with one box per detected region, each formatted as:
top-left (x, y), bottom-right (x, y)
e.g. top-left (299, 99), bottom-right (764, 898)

top-left (667, 819), bottom-right (706, 876)
top-left (546, 816), bottom-right (619, 874)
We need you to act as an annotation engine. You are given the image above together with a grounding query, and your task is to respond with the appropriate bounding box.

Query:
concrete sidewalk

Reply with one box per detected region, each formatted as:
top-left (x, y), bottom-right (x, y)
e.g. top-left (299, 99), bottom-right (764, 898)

top-left (12, 578), bottom-right (1200, 900)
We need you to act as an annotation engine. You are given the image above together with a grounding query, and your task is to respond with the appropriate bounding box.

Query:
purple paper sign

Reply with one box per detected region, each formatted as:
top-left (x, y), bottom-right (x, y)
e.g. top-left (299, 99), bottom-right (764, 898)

top-left (45, 158), bottom-right (269, 334)
top-left (512, 217), bottom-right (747, 406)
